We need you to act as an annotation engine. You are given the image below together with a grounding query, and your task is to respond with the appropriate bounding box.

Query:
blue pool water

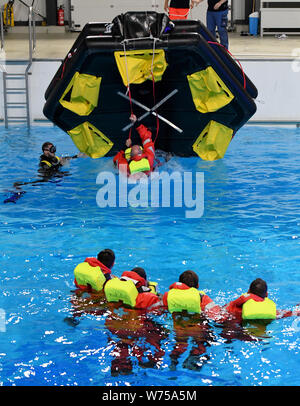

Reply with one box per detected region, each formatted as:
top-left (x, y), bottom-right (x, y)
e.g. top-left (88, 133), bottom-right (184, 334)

top-left (0, 124), bottom-right (300, 386)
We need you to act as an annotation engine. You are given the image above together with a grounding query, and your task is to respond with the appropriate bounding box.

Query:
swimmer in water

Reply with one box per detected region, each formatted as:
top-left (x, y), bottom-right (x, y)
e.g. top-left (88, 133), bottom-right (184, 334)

top-left (4, 142), bottom-right (86, 203)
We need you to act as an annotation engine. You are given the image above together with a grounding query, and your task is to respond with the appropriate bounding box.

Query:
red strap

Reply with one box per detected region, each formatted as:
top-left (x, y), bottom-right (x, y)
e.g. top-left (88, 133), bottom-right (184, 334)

top-left (150, 72), bottom-right (160, 144)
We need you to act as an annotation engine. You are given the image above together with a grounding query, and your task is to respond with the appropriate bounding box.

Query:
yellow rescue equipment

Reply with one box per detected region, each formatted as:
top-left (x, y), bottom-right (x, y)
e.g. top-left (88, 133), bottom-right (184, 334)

top-left (67, 121), bottom-right (113, 158)
top-left (104, 278), bottom-right (158, 307)
top-left (74, 261), bottom-right (107, 292)
top-left (242, 297), bottom-right (277, 320)
top-left (125, 147), bottom-right (151, 174)
top-left (114, 49), bottom-right (168, 86)
top-left (59, 72), bottom-right (102, 116)
top-left (192, 120), bottom-right (233, 161)
top-left (104, 277), bottom-right (139, 308)
top-left (129, 158), bottom-right (151, 175)
top-left (167, 287), bottom-right (203, 314)
top-left (187, 66), bottom-right (234, 114)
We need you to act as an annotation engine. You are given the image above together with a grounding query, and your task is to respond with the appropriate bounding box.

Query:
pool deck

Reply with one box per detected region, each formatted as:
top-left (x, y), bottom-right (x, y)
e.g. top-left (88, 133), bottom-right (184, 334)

top-left (1, 27), bottom-right (300, 61)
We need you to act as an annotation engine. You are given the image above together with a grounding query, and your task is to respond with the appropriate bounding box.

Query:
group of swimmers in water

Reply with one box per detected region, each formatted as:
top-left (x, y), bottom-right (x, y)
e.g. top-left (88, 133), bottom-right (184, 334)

top-left (73, 248), bottom-right (300, 324)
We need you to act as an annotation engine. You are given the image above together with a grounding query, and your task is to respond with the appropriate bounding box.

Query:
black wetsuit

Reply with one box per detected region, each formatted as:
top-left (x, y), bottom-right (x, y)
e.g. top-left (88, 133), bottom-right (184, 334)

top-left (39, 154), bottom-right (62, 172)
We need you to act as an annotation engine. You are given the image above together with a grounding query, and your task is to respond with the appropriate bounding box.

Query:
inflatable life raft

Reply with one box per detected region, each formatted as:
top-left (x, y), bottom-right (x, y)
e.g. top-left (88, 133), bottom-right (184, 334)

top-left (43, 12), bottom-right (257, 160)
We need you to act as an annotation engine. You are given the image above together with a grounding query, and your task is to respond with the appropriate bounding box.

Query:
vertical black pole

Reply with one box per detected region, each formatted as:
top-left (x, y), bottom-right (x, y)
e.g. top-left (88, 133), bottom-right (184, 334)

top-left (46, 0), bottom-right (58, 26)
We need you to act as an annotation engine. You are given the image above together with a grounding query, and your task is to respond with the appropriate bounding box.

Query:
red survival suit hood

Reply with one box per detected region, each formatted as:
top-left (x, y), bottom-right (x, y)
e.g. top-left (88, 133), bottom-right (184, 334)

top-left (84, 257), bottom-right (112, 275)
top-left (168, 282), bottom-right (193, 291)
top-left (121, 270), bottom-right (147, 288)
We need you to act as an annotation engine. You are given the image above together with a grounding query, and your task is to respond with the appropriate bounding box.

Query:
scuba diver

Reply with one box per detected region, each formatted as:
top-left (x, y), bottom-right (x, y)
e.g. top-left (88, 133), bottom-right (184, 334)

top-left (38, 141), bottom-right (86, 173)
top-left (4, 142), bottom-right (86, 203)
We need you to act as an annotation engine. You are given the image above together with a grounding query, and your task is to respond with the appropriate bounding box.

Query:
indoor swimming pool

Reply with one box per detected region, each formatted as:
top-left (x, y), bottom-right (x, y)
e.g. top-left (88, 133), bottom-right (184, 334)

top-left (0, 124), bottom-right (299, 386)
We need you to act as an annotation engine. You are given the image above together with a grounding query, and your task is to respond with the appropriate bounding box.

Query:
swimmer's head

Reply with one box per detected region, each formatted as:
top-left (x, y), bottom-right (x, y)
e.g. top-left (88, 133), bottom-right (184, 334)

top-left (97, 249), bottom-right (115, 269)
top-left (131, 267), bottom-right (147, 282)
top-left (179, 270), bottom-right (199, 289)
top-left (42, 142), bottom-right (56, 156)
top-left (248, 278), bottom-right (268, 298)
top-left (130, 145), bottom-right (143, 159)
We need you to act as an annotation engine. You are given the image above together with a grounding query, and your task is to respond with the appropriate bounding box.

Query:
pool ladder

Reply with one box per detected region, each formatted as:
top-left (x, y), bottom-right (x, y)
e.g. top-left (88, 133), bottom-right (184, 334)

top-left (3, 70), bottom-right (31, 127)
top-left (1, 5), bottom-right (36, 128)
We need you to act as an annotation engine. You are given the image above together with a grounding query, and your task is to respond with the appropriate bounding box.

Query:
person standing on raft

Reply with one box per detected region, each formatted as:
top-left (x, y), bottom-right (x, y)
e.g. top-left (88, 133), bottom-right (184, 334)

top-left (113, 115), bottom-right (156, 178)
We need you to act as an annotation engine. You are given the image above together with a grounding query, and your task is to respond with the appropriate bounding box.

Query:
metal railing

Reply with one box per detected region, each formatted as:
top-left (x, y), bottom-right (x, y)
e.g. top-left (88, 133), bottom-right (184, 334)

top-left (0, 6), bottom-right (4, 52)
top-left (1, 4), bottom-right (40, 127)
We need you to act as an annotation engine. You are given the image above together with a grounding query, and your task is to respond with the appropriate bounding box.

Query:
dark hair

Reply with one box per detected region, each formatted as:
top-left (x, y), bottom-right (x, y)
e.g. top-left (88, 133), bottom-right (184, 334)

top-left (131, 267), bottom-right (147, 280)
top-left (179, 270), bottom-right (199, 288)
top-left (248, 278), bottom-right (268, 298)
top-left (42, 142), bottom-right (53, 151)
top-left (97, 249), bottom-right (115, 269)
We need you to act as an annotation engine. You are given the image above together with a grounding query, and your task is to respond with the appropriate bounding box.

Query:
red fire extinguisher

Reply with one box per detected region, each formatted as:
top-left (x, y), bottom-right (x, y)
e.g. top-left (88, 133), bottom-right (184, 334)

top-left (57, 6), bottom-right (64, 26)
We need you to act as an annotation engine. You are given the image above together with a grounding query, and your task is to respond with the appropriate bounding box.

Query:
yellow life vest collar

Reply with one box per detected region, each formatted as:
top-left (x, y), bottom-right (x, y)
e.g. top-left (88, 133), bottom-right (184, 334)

top-left (40, 156), bottom-right (61, 168)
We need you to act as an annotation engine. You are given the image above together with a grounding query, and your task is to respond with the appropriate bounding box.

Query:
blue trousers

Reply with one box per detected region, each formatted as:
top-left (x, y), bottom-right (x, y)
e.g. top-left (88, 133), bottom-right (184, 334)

top-left (206, 10), bottom-right (229, 49)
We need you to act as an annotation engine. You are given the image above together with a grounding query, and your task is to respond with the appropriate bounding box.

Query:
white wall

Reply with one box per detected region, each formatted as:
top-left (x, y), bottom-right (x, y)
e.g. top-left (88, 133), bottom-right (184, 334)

top-left (243, 59), bottom-right (300, 122)
top-left (1, 58), bottom-right (300, 123)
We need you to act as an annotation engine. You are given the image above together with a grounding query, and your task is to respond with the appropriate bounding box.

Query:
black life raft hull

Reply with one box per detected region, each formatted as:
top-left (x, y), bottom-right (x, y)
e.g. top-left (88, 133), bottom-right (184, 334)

top-left (43, 12), bottom-right (257, 159)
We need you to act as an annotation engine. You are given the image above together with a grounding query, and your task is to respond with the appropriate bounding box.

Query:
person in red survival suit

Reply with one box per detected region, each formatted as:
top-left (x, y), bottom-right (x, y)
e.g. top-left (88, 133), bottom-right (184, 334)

top-left (162, 270), bottom-right (222, 321)
top-left (105, 307), bottom-right (169, 376)
top-left (105, 267), bottom-right (162, 311)
top-left (224, 278), bottom-right (300, 323)
top-left (103, 267), bottom-right (166, 375)
top-left (73, 248), bottom-right (116, 294)
top-left (113, 115), bottom-right (155, 178)
top-left (224, 278), bottom-right (269, 322)
top-left (162, 270), bottom-right (216, 370)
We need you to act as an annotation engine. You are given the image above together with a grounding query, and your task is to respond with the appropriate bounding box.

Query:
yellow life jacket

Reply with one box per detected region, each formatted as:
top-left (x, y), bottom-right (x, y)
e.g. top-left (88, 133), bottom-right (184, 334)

top-left (125, 147), bottom-right (150, 174)
top-left (74, 262), bottom-right (106, 292)
top-left (129, 158), bottom-right (150, 175)
top-left (124, 148), bottom-right (132, 161)
top-left (40, 156), bottom-right (61, 168)
top-left (242, 297), bottom-right (277, 320)
top-left (167, 287), bottom-right (204, 314)
top-left (104, 277), bottom-right (139, 308)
